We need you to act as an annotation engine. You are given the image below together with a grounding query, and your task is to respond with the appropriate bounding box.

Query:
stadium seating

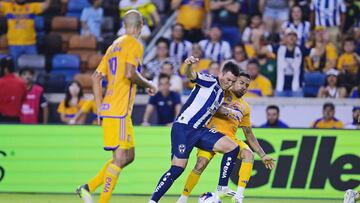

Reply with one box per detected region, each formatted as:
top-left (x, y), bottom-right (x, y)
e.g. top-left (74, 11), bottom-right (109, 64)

top-left (67, 35), bottom-right (97, 71)
top-left (74, 73), bottom-right (93, 93)
top-left (0, 35), bottom-right (7, 54)
top-left (87, 54), bottom-right (103, 72)
top-left (17, 54), bottom-right (46, 75)
top-left (101, 16), bottom-right (115, 38)
top-left (52, 54), bottom-right (80, 82)
top-left (51, 16), bottom-right (79, 51)
top-left (36, 72), bottom-right (67, 93)
top-left (66, 0), bottom-right (91, 18)
top-left (35, 16), bottom-right (46, 44)
top-left (303, 72), bottom-right (326, 97)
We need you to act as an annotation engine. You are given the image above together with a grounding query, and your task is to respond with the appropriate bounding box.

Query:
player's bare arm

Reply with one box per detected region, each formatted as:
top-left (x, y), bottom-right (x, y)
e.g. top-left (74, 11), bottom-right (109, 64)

top-left (217, 105), bottom-right (242, 121)
top-left (125, 63), bottom-right (157, 96)
top-left (184, 56), bottom-right (199, 81)
top-left (41, 0), bottom-right (52, 11)
top-left (92, 71), bottom-right (103, 124)
top-left (242, 126), bottom-right (275, 170)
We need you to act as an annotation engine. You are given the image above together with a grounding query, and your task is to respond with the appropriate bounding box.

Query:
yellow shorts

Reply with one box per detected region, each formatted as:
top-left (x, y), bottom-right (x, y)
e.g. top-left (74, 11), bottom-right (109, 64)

top-left (102, 117), bottom-right (135, 150)
top-left (197, 139), bottom-right (251, 160)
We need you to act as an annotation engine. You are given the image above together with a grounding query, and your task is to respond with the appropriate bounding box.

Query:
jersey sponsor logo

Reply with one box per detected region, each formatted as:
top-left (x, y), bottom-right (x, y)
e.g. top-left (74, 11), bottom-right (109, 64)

top-left (155, 172), bottom-right (171, 192)
top-left (101, 103), bottom-right (110, 111)
top-left (103, 177), bottom-right (112, 192)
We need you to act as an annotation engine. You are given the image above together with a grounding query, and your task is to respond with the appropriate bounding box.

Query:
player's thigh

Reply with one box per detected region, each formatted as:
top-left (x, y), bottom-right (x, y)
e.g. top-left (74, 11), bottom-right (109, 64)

top-left (235, 140), bottom-right (253, 160)
top-left (171, 123), bottom-right (200, 160)
top-left (122, 117), bottom-right (135, 150)
top-left (196, 127), bottom-right (236, 153)
top-left (212, 135), bottom-right (238, 153)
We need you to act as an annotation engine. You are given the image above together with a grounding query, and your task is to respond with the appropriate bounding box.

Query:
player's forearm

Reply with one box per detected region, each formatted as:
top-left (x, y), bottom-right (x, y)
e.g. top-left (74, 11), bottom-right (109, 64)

top-left (185, 64), bottom-right (197, 81)
top-left (92, 72), bottom-right (103, 109)
top-left (243, 127), bottom-right (266, 158)
top-left (42, 0), bottom-right (51, 11)
top-left (129, 70), bottom-right (153, 88)
top-left (142, 105), bottom-right (153, 123)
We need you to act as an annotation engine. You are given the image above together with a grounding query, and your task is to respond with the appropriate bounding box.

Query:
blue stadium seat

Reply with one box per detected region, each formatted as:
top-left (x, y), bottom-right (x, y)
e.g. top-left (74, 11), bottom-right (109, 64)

top-left (303, 72), bottom-right (326, 97)
top-left (36, 73), bottom-right (66, 93)
top-left (52, 54), bottom-right (80, 82)
top-left (35, 16), bottom-right (45, 32)
top-left (18, 54), bottom-right (46, 76)
top-left (0, 54), bottom-right (7, 59)
top-left (66, 0), bottom-right (91, 18)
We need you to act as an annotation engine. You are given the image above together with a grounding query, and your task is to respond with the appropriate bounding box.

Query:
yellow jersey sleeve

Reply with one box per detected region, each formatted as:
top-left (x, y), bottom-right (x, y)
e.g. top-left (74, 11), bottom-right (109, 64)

top-left (81, 100), bottom-right (95, 113)
top-left (144, 2), bottom-right (156, 13)
top-left (262, 77), bottom-right (273, 96)
top-left (29, 3), bottom-right (43, 14)
top-left (57, 100), bottom-right (65, 114)
top-left (0, 2), bottom-right (11, 13)
top-left (337, 55), bottom-right (344, 70)
top-left (326, 43), bottom-right (337, 60)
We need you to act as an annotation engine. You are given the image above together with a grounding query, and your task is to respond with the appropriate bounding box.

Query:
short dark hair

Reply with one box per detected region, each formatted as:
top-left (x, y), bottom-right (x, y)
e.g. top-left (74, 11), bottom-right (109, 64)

top-left (344, 36), bottom-right (356, 44)
top-left (239, 71), bottom-right (251, 79)
top-left (156, 37), bottom-right (170, 47)
top-left (323, 102), bottom-right (335, 110)
top-left (247, 59), bottom-right (260, 67)
top-left (172, 23), bottom-right (184, 31)
top-left (267, 105), bottom-right (280, 113)
top-left (221, 61), bottom-right (240, 77)
top-left (19, 67), bottom-right (34, 76)
top-left (0, 56), bottom-right (14, 75)
top-left (161, 60), bottom-right (174, 70)
top-left (158, 73), bottom-right (170, 82)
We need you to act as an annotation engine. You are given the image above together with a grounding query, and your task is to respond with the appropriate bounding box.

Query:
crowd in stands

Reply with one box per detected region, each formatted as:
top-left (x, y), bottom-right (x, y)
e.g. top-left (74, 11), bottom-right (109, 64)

top-left (0, 0), bottom-right (359, 129)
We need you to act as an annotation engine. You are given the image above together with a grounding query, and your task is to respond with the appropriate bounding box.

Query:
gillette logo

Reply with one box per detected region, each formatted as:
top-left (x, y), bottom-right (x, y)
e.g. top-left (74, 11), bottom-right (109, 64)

top-left (155, 172), bottom-right (171, 192)
top-left (103, 177), bottom-right (112, 192)
top-left (222, 157), bottom-right (232, 178)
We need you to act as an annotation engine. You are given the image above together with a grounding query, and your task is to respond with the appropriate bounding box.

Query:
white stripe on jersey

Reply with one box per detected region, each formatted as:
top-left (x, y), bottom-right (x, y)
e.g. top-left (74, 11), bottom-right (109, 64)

top-left (310, 0), bottom-right (346, 27)
top-left (199, 40), bottom-right (232, 63)
top-left (169, 40), bottom-right (192, 63)
top-left (176, 73), bottom-right (224, 128)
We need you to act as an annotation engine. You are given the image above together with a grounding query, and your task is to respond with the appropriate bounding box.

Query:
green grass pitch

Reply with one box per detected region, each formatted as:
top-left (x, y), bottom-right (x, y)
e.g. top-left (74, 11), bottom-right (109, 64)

top-left (0, 193), bottom-right (341, 203)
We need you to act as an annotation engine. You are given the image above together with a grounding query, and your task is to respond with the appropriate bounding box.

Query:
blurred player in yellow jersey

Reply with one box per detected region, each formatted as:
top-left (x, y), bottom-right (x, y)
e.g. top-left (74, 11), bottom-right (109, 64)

top-left (177, 72), bottom-right (275, 203)
top-left (76, 10), bottom-right (157, 203)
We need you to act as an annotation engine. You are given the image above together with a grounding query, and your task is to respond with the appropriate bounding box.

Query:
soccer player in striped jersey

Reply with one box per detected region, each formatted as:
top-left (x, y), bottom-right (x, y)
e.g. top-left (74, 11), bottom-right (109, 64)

top-left (148, 57), bottom-right (242, 203)
top-left (344, 189), bottom-right (360, 203)
top-left (177, 72), bottom-right (275, 203)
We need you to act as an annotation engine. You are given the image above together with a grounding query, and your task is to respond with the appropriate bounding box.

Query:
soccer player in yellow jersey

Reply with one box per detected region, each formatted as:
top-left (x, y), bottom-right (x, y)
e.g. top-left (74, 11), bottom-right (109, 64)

top-left (177, 72), bottom-right (275, 203)
top-left (76, 10), bottom-right (157, 203)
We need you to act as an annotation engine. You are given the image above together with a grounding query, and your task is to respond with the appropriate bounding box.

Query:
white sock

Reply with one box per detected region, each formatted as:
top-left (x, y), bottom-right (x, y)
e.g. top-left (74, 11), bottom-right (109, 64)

top-left (177, 195), bottom-right (188, 202)
top-left (236, 186), bottom-right (245, 197)
top-left (217, 185), bottom-right (228, 191)
top-left (148, 200), bottom-right (156, 203)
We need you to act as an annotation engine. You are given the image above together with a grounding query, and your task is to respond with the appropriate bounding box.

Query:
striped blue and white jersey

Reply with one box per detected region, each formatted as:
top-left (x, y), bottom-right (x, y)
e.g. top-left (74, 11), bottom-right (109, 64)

top-left (176, 73), bottom-right (224, 129)
top-left (310, 0), bottom-right (346, 27)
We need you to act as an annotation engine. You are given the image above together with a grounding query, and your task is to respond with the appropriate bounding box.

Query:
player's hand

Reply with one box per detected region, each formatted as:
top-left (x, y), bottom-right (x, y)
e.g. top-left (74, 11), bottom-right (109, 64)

top-left (146, 83), bottom-right (157, 96)
top-left (184, 56), bottom-right (200, 65)
top-left (261, 155), bottom-right (275, 170)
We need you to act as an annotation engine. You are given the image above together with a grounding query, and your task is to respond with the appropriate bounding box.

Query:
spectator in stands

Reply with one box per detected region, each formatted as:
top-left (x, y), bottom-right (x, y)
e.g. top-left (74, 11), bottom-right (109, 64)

top-left (317, 69), bottom-right (347, 98)
top-left (232, 43), bottom-right (248, 71)
top-left (343, 0), bottom-right (360, 32)
top-left (349, 84), bottom-right (360, 98)
top-left (117, 22), bottom-right (152, 43)
top-left (258, 52), bottom-right (277, 88)
top-left (142, 74), bottom-right (182, 126)
top-left (57, 81), bottom-right (86, 125)
top-left (179, 43), bottom-right (211, 89)
top-left (210, 0), bottom-right (241, 46)
top-left (245, 59), bottom-right (273, 97)
top-left (0, 0), bottom-right (51, 67)
top-left (207, 61), bottom-right (220, 76)
top-left (145, 38), bottom-right (178, 80)
top-left (267, 28), bottom-right (302, 97)
top-left (199, 26), bottom-right (232, 63)
top-left (169, 23), bottom-right (192, 65)
top-left (337, 37), bottom-right (360, 92)
top-left (0, 56), bottom-right (27, 123)
top-left (153, 61), bottom-right (183, 93)
top-left (171, 0), bottom-right (211, 42)
top-left (119, 0), bottom-right (160, 30)
top-left (344, 106), bottom-right (360, 129)
top-left (242, 13), bottom-right (269, 44)
top-left (80, 0), bottom-right (104, 41)
top-left (281, 5), bottom-right (311, 46)
top-left (310, 0), bottom-right (346, 46)
top-left (259, 0), bottom-right (292, 33)
top-left (260, 105), bottom-right (289, 128)
top-left (311, 102), bottom-right (343, 129)
top-left (19, 68), bottom-right (48, 124)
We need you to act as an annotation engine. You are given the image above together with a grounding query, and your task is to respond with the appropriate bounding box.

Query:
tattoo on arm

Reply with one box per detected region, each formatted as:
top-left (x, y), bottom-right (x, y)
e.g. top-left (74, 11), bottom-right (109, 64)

top-left (243, 127), bottom-right (266, 157)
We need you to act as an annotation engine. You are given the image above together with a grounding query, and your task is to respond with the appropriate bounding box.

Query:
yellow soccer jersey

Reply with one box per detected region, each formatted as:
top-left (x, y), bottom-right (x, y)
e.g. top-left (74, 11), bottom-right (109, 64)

top-left (96, 34), bottom-right (144, 118)
top-left (311, 118), bottom-right (343, 129)
top-left (0, 2), bottom-right (43, 45)
top-left (207, 91), bottom-right (251, 140)
top-left (57, 99), bottom-right (86, 119)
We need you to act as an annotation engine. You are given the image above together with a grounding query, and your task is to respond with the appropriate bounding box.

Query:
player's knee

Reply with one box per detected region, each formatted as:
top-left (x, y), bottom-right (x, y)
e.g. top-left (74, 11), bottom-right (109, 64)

top-left (194, 157), bottom-right (209, 173)
top-left (126, 155), bottom-right (135, 166)
top-left (241, 149), bottom-right (254, 161)
top-left (113, 156), bottom-right (127, 168)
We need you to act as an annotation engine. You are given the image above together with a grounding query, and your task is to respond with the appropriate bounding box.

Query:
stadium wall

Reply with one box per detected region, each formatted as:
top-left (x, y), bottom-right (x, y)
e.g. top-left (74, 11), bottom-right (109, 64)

top-left (0, 125), bottom-right (359, 199)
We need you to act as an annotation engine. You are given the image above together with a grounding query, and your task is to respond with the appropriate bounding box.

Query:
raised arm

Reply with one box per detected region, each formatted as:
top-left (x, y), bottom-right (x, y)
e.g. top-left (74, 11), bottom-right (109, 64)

top-left (242, 126), bottom-right (275, 169)
top-left (184, 56), bottom-right (199, 81)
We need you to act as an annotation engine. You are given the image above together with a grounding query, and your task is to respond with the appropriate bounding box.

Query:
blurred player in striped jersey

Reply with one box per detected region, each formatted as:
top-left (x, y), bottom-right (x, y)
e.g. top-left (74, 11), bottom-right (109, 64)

top-left (177, 72), bottom-right (275, 203)
top-left (344, 190), bottom-right (360, 203)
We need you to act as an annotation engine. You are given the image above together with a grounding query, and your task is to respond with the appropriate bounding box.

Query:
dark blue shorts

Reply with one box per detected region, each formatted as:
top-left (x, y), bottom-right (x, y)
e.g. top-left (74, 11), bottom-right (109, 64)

top-left (171, 122), bottom-right (224, 159)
